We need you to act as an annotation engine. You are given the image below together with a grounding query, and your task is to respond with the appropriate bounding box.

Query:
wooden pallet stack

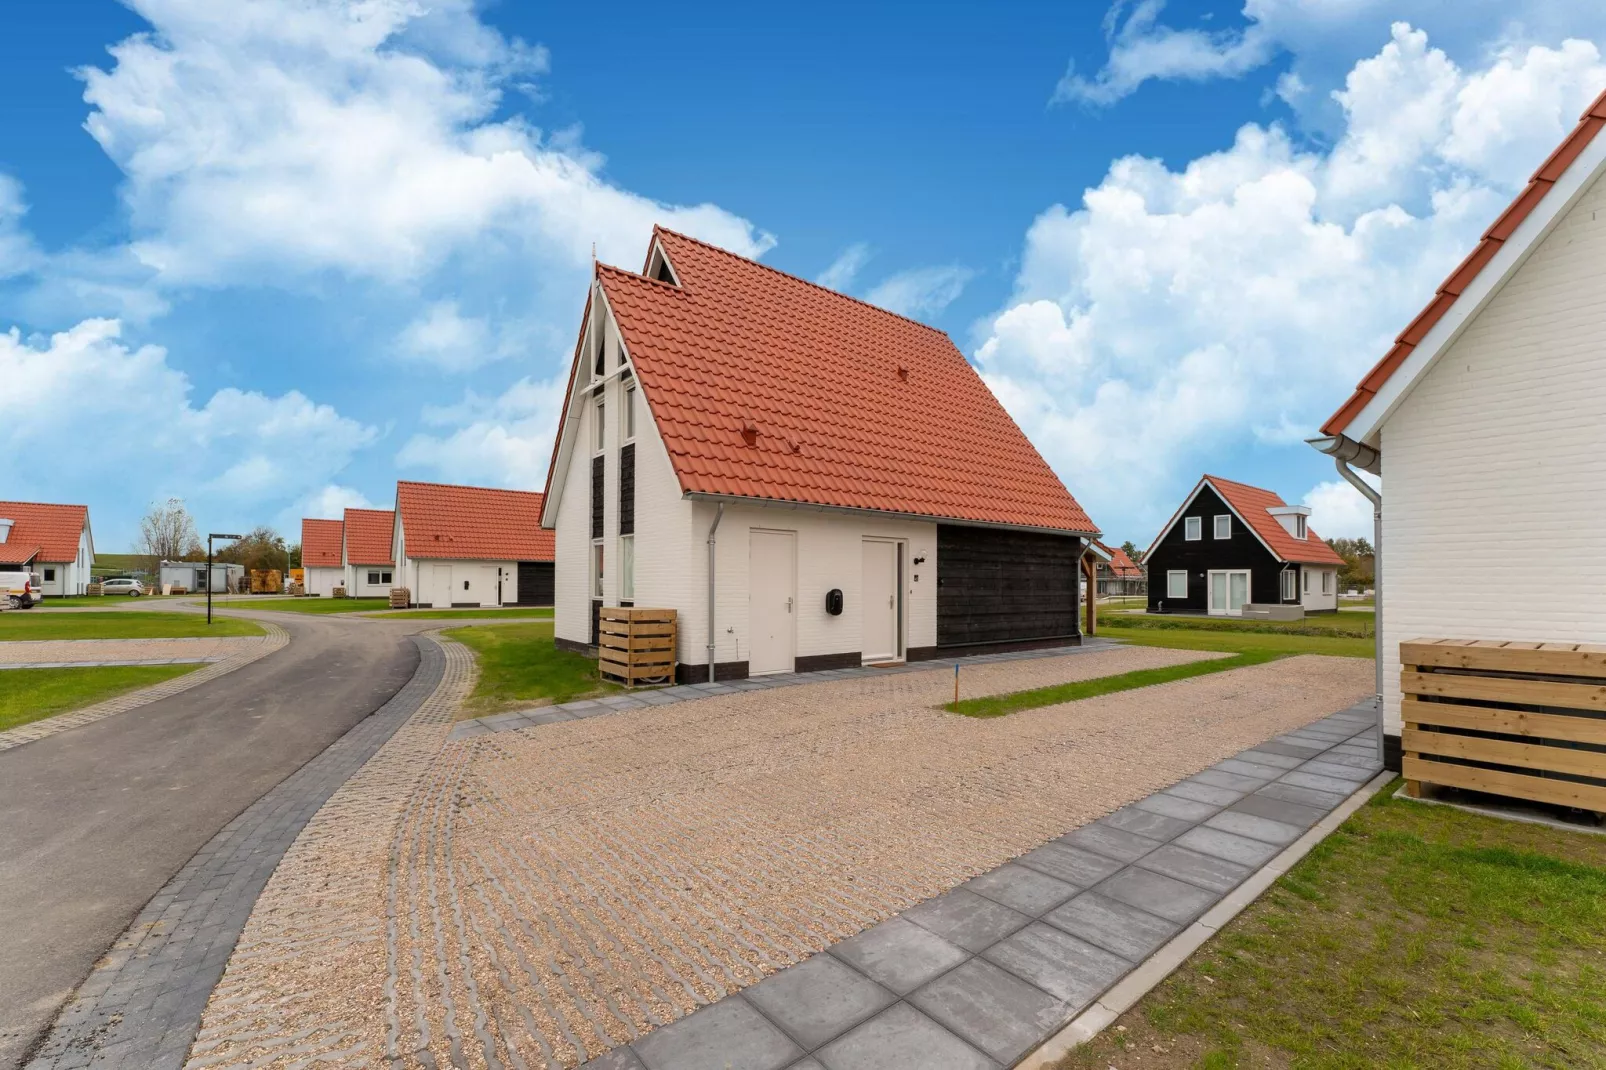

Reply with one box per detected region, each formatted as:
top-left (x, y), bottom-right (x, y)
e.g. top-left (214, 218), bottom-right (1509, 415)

top-left (1402, 638), bottom-right (1606, 814)
top-left (389, 587), bottom-right (409, 609)
top-left (598, 607), bottom-right (677, 686)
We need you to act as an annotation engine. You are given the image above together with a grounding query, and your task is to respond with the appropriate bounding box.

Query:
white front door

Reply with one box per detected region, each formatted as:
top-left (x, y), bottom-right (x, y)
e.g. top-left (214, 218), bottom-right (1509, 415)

top-left (1208, 570), bottom-right (1251, 616)
top-left (748, 531), bottom-right (796, 674)
top-left (861, 539), bottom-right (901, 663)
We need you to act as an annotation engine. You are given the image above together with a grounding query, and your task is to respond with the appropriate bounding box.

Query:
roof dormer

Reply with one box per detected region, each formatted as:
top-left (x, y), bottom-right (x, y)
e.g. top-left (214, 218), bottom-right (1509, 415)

top-left (1266, 505), bottom-right (1311, 540)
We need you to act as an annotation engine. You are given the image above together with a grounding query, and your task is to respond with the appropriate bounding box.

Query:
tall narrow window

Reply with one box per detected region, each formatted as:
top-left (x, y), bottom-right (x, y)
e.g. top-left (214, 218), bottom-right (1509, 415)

top-left (1281, 570), bottom-right (1296, 601)
top-left (593, 333), bottom-right (605, 378)
top-left (1184, 517), bottom-right (1202, 541)
top-left (1295, 515), bottom-right (1307, 539)
top-left (623, 379), bottom-right (637, 441)
top-left (619, 535), bottom-right (635, 600)
top-left (594, 399), bottom-right (606, 453)
top-left (591, 541), bottom-right (604, 599)
top-left (1302, 569), bottom-right (1309, 593)
top-left (1322, 570), bottom-right (1332, 594)
top-left (1213, 515), bottom-right (1231, 539)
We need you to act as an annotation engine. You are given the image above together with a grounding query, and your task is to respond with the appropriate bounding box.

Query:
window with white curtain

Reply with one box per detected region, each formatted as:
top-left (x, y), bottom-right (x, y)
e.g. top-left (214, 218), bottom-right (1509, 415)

top-left (1184, 517), bottom-right (1201, 541)
top-left (1167, 570), bottom-right (1187, 598)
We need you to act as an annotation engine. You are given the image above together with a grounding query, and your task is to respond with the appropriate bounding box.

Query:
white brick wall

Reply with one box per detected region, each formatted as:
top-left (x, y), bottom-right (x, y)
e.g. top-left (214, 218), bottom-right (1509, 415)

top-left (1300, 567), bottom-right (1338, 612)
top-left (1380, 168), bottom-right (1606, 733)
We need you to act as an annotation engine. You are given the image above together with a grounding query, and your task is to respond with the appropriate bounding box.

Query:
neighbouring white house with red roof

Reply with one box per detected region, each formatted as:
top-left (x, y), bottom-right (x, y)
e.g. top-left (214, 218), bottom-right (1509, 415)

top-left (1311, 86), bottom-right (1606, 769)
top-left (541, 228), bottom-right (1101, 682)
top-left (0, 500), bottom-right (94, 597)
top-left (391, 482), bottom-right (553, 608)
top-left (342, 507), bottom-right (396, 597)
top-left (300, 517), bottom-right (344, 597)
top-left (1144, 476), bottom-right (1345, 617)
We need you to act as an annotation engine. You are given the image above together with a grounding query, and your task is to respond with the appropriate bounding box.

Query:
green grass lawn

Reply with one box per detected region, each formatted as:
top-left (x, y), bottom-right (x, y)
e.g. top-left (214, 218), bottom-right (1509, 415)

top-left (1057, 783), bottom-right (1606, 1070)
top-left (950, 618), bottom-right (1372, 718)
top-left (443, 621), bottom-right (619, 717)
top-left (0, 611), bottom-right (263, 640)
top-left (189, 596), bottom-right (392, 614)
top-left (0, 664), bottom-right (200, 731)
top-left (364, 607), bottom-right (555, 620)
top-left (39, 594), bottom-right (182, 607)
top-left (1108, 611), bottom-right (1374, 638)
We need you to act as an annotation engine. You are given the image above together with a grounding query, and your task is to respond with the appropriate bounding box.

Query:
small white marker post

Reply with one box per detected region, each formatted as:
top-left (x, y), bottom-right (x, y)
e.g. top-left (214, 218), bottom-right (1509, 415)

top-left (953, 663), bottom-right (960, 706)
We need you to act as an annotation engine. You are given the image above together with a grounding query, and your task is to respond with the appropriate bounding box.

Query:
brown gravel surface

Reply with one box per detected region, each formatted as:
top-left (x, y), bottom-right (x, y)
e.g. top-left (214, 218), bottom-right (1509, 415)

top-left (188, 644), bottom-right (1370, 1069)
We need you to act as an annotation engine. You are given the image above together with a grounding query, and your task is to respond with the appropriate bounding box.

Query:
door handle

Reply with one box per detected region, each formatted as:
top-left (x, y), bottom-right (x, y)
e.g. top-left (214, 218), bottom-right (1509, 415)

top-left (786, 597), bottom-right (793, 612)
top-left (888, 595), bottom-right (894, 608)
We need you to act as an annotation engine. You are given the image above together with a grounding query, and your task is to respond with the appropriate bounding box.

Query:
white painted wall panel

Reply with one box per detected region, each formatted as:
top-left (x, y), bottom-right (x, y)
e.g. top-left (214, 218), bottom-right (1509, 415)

top-left (1380, 169), bottom-right (1606, 732)
top-left (304, 566), bottom-right (342, 597)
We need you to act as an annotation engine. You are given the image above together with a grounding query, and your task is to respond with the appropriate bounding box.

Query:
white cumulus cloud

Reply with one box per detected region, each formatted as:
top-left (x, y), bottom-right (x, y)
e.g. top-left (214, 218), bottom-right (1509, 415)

top-left (79, 0), bottom-right (773, 287)
top-left (395, 375), bottom-right (569, 488)
top-left (1303, 477), bottom-right (1377, 539)
top-left (0, 318), bottom-right (376, 546)
top-left (866, 265), bottom-right (974, 320)
top-left (979, 26), bottom-right (1605, 536)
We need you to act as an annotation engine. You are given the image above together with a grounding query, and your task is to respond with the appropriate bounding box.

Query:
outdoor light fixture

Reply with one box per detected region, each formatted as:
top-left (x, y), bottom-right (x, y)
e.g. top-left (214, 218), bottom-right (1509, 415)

top-left (207, 532), bottom-right (243, 625)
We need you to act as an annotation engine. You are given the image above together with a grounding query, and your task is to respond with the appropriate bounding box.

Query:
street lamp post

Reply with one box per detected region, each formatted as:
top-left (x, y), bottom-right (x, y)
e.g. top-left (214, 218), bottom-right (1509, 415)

top-left (207, 533), bottom-right (243, 625)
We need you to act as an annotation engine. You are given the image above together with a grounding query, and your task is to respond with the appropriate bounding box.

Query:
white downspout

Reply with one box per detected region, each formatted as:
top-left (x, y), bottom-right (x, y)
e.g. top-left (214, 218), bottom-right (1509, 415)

top-left (1307, 434), bottom-right (1383, 764)
top-left (706, 502), bottom-right (725, 683)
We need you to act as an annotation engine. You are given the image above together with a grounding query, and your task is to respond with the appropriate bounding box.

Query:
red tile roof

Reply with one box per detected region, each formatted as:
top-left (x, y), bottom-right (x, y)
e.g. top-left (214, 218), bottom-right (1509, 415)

top-left (1206, 476), bottom-right (1345, 566)
top-left (0, 501), bottom-right (88, 565)
top-left (591, 228), bottom-right (1098, 535)
top-left (342, 508), bottom-right (395, 566)
top-left (1324, 86), bottom-right (1606, 435)
top-left (1107, 545), bottom-right (1143, 577)
top-left (300, 518), bottom-right (344, 568)
top-left (395, 482), bottom-right (552, 562)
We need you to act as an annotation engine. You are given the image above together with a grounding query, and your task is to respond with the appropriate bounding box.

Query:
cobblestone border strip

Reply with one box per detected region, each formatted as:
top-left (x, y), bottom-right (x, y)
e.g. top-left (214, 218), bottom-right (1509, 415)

top-left (21, 634), bottom-right (447, 1070)
top-left (0, 624), bottom-right (290, 754)
top-left (448, 638), bottom-right (1119, 741)
top-left (578, 701), bottom-right (1384, 1070)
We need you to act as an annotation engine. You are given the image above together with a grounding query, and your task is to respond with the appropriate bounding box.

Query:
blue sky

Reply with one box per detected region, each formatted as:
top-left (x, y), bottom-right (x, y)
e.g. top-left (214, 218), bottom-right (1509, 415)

top-left (3, 1), bottom-right (1604, 551)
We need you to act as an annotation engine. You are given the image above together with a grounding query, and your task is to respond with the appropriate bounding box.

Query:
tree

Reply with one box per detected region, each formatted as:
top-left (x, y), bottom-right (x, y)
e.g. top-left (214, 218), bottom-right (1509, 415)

top-left (1119, 539), bottom-right (1143, 564)
top-left (139, 498), bottom-right (202, 561)
top-left (288, 543), bottom-right (302, 569)
top-left (1325, 537), bottom-right (1375, 587)
top-left (216, 525), bottom-right (290, 573)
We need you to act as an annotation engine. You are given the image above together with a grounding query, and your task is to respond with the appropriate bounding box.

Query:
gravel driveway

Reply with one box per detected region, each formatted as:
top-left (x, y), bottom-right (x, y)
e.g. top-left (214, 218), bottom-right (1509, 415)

top-left (189, 643), bottom-right (1371, 1069)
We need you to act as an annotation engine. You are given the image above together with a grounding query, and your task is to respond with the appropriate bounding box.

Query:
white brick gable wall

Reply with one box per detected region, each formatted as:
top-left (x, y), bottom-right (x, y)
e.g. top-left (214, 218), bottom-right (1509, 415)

top-left (1379, 167), bottom-right (1606, 733)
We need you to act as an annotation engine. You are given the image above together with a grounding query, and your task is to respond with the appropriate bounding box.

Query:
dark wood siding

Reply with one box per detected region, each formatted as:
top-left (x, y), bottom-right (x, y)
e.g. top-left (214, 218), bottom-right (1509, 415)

top-left (590, 454), bottom-right (604, 540)
top-left (516, 561), bottom-right (554, 606)
top-left (1145, 485), bottom-right (1291, 613)
top-left (618, 443), bottom-right (635, 536)
top-left (936, 525), bottom-right (1080, 647)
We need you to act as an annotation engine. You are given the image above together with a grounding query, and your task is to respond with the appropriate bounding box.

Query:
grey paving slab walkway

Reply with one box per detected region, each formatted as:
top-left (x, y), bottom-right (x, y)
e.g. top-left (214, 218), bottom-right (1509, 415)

top-left (580, 700), bottom-right (1382, 1070)
top-left (0, 658), bottom-right (217, 669)
top-left (448, 640), bottom-right (1118, 740)
top-left (21, 635), bottom-right (449, 1070)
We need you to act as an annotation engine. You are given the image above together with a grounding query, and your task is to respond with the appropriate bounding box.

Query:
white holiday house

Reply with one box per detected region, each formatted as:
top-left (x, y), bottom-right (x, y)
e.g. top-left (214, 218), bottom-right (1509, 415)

top-left (542, 228), bottom-right (1100, 682)
top-left (1313, 86), bottom-right (1606, 769)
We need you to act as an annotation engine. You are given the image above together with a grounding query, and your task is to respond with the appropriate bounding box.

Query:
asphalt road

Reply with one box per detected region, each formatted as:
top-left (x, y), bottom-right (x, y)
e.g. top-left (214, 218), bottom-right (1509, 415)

top-left (0, 612), bottom-right (419, 1068)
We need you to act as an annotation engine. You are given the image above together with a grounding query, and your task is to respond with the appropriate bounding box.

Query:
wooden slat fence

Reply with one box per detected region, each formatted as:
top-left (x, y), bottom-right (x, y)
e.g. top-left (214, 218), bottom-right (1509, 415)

top-left (599, 607), bottom-right (677, 687)
top-left (1401, 639), bottom-right (1606, 813)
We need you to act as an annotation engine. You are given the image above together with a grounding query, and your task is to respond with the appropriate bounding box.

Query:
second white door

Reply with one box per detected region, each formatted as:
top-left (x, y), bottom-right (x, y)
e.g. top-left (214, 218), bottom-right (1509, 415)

top-left (861, 539), bottom-right (901, 663)
top-left (749, 531), bottom-right (796, 674)
top-left (1208, 570), bottom-right (1250, 616)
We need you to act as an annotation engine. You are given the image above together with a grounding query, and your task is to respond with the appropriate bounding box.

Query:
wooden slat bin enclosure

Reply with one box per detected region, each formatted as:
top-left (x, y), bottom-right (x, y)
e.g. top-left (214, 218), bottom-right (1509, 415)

top-left (1401, 639), bottom-right (1606, 814)
top-left (598, 607), bottom-right (677, 686)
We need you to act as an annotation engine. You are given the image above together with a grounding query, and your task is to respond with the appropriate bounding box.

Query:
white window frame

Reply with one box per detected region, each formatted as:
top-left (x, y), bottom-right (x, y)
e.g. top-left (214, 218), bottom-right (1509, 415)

top-left (1322, 569), bottom-right (1332, 594)
top-left (1281, 570), bottom-right (1296, 601)
top-left (1213, 514), bottom-right (1231, 540)
top-left (619, 534), bottom-right (635, 600)
top-left (591, 540), bottom-right (604, 599)
top-left (1166, 570), bottom-right (1187, 599)
top-left (367, 570), bottom-right (393, 586)
top-left (593, 398), bottom-right (606, 454)
top-left (1295, 515), bottom-right (1307, 539)
top-left (1302, 569), bottom-right (1309, 593)
top-left (1184, 517), bottom-right (1202, 541)
top-left (623, 378), bottom-right (637, 443)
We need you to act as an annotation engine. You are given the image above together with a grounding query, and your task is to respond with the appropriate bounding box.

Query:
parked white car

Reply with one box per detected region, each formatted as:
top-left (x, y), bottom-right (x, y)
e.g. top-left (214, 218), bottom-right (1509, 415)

top-left (0, 571), bottom-right (43, 609)
top-left (100, 577), bottom-right (146, 596)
